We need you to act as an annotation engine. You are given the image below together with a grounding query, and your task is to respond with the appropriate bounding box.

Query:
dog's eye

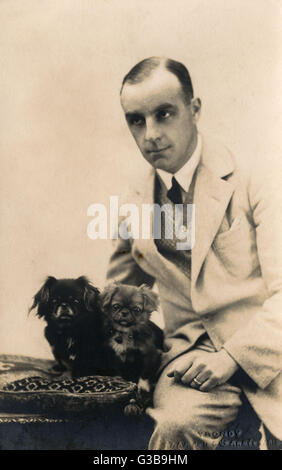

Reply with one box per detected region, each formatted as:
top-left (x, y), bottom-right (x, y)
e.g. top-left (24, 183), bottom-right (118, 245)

top-left (112, 304), bottom-right (121, 311)
top-left (51, 299), bottom-right (57, 304)
top-left (133, 306), bottom-right (142, 313)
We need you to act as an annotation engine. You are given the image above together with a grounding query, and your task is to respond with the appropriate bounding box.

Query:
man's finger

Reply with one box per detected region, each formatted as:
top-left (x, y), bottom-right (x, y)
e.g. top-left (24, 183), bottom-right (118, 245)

top-left (166, 370), bottom-right (182, 382)
top-left (199, 377), bottom-right (219, 392)
top-left (193, 370), bottom-right (211, 386)
top-left (166, 356), bottom-right (194, 378)
top-left (180, 364), bottom-right (203, 385)
top-left (167, 369), bottom-right (176, 377)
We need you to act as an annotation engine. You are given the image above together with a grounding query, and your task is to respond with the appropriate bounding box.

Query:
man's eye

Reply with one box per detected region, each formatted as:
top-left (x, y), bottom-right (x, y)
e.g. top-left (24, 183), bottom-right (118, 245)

top-left (129, 116), bottom-right (144, 127)
top-left (157, 110), bottom-right (171, 120)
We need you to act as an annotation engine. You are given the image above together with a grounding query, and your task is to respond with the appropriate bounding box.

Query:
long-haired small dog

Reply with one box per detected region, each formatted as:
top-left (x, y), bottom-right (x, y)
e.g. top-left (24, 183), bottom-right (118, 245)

top-left (30, 276), bottom-right (103, 378)
top-left (99, 283), bottom-right (164, 395)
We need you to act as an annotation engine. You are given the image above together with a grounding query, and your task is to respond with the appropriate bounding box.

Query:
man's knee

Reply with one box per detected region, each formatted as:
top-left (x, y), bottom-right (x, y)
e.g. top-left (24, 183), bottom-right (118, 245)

top-left (147, 408), bottom-right (192, 450)
top-left (147, 406), bottom-right (222, 450)
top-left (147, 379), bottom-right (243, 449)
top-left (147, 401), bottom-right (208, 441)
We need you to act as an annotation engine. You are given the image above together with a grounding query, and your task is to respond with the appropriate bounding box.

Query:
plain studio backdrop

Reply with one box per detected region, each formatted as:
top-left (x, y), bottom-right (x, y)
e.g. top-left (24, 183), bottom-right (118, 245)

top-left (0, 0), bottom-right (281, 359)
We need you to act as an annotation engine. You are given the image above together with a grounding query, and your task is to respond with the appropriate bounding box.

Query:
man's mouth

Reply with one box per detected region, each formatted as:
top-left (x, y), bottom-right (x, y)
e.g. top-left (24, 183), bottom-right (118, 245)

top-left (148, 146), bottom-right (171, 154)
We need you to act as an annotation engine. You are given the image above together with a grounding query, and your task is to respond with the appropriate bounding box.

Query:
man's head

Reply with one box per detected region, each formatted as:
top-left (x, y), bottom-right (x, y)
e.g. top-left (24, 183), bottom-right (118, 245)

top-left (120, 57), bottom-right (201, 174)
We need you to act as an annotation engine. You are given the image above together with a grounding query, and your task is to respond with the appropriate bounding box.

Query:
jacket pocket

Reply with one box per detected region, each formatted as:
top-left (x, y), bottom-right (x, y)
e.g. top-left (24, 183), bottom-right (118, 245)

top-left (213, 215), bottom-right (259, 279)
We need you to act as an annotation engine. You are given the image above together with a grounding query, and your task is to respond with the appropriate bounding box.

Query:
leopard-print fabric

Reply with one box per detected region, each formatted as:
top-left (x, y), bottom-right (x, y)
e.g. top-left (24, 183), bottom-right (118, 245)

top-left (3, 375), bottom-right (135, 395)
top-left (0, 357), bottom-right (138, 415)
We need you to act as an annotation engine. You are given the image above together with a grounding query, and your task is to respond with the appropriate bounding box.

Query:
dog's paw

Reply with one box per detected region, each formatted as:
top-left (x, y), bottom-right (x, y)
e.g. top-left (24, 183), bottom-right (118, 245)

top-left (137, 378), bottom-right (151, 394)
top-left (48, 362), bottom-right (67, 375)
top-left (124, 399), bottom-right (143, 416)
top-left (136, 379), bottom-right (155, 410)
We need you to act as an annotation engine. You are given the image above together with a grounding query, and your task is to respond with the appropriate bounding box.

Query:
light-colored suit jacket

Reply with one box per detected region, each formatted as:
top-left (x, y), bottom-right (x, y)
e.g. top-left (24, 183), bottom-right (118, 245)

top-left (106, 135), bottom-right (282, 439)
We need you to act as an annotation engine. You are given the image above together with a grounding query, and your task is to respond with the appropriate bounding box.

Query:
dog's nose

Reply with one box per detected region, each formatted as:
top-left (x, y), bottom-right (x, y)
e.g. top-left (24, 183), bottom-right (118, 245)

top-left (121, 310), bottom-right (129, 317)
top-left (56, 303), bottom-right (73, 318)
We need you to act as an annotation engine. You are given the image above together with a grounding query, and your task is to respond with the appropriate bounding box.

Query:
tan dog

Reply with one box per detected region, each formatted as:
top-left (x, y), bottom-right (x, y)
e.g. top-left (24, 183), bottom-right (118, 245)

top-left (99, 283), bottom-right (164, 395)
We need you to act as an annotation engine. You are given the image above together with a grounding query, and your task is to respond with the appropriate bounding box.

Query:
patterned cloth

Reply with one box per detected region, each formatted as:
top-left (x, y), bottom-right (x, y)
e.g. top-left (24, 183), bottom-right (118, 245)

top-left (0, 355), bottom-right (137, 417)
top-left (154, 171), bottom-right (196, 278)
top-left (3, 375), bottom-right (135, 395)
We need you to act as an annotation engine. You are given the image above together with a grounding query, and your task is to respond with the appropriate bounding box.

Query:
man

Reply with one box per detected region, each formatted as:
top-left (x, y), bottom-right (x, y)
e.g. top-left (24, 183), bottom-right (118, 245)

top-left (106, 57), bottom-right (282, 449)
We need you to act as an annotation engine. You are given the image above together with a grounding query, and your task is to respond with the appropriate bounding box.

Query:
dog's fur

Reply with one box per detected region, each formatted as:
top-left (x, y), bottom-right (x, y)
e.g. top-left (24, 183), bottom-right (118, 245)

top-left (30, 276), bottom-right (103, 378)
top-left (99, 283), bottom-right (164, 393)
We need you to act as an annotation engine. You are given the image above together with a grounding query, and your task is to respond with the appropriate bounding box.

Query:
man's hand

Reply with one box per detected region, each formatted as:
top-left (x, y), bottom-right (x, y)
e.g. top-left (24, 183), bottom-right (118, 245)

top-left (167, 349), bottom-right (239, 392)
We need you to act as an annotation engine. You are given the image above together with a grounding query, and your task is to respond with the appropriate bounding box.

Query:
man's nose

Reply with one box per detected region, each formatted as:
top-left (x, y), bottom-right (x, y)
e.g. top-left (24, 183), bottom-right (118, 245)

top-left (144, 118), bottom-right (161, 142)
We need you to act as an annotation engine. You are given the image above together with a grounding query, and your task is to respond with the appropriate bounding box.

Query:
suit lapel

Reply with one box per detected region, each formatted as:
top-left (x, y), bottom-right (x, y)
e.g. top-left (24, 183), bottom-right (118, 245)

top-left (191, 163), bottom-right (235, 286)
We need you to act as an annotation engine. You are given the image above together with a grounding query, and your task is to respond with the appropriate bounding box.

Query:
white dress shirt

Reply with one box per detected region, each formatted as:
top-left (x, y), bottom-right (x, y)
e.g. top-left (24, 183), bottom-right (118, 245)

top-left (157, 134), bottom-right (202, 196)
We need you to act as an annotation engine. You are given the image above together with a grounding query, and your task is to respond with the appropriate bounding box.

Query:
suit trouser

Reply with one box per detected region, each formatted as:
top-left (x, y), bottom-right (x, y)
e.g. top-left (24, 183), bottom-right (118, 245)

top-left (147, 340), bottom-right (260, 450)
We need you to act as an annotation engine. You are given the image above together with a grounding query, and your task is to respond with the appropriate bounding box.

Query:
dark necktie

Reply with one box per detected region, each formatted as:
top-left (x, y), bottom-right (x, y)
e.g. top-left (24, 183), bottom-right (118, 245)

top-left (167, 176), bottom-right (182, 204)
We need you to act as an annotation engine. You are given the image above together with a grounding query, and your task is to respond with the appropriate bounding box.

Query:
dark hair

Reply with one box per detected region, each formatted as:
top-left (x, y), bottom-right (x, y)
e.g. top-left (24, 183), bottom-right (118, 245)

top-left (120, 57), bottom-right (194, 104)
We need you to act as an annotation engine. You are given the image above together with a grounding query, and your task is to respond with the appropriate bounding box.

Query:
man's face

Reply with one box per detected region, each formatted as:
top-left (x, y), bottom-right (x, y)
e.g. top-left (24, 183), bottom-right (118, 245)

top-left (120, 67), bottom-right (200, 174)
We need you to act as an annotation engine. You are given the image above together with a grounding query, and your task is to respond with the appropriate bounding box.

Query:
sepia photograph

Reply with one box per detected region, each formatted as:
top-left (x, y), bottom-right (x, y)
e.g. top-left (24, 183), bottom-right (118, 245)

top-left (0, 0), bottom-right (281, 456)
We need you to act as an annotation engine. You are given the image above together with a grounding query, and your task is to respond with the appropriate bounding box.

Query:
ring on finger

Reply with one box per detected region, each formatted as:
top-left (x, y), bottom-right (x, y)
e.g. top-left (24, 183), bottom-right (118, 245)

top-left (192, 377), bottom-right (202, 386)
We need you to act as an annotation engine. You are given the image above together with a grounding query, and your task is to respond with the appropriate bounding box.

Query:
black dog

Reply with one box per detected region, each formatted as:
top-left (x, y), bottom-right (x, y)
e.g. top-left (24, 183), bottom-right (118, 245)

top-left (99, 283), bottom-right (164, 395)
top-left (30, 276), bottom-right (103, 378)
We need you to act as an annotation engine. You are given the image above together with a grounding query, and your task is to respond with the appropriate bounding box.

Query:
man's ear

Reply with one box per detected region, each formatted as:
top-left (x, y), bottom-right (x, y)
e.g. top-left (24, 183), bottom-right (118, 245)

top-left (191, 97), bottom-right (201, 121)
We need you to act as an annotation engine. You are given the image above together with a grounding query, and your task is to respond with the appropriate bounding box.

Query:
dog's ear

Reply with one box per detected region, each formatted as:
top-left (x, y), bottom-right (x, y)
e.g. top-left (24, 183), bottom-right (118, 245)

top-left (29, 276), bottom-right (57, 316)
top-left (76, 276), bottom-right (100, 311)
top-left (139, 284), bottom-right (159, 313)
top-left (99, 282), bottom-right (120, 311)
